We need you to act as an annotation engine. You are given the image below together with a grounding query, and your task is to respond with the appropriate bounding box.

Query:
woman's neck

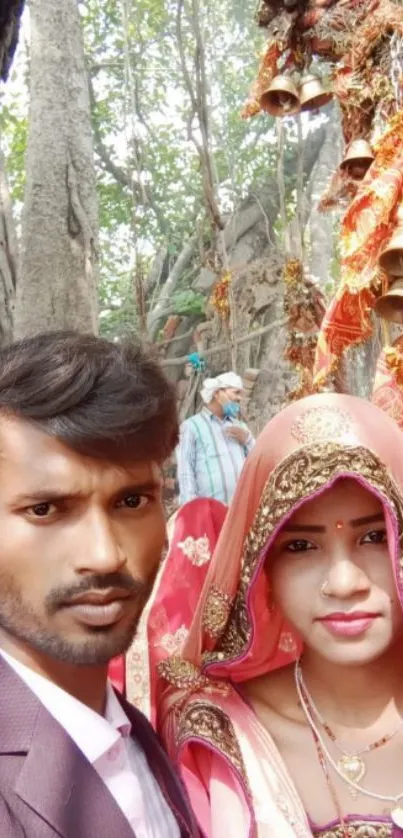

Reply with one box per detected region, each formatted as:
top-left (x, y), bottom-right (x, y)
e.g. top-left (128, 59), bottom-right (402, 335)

top-left (302, 641), bottom-right (403, 729)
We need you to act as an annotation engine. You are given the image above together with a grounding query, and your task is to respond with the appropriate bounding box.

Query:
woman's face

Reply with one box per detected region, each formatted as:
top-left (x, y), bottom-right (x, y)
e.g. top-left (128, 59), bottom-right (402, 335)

top-left (270, 478), bottom-right (403, 665)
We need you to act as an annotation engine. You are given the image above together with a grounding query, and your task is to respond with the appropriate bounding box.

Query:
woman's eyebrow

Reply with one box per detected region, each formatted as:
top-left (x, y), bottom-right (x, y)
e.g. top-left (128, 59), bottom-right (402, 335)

top-left (350, 513), bottom-right (384, 527)
top-left (281, 524), bottom-right (325, 533)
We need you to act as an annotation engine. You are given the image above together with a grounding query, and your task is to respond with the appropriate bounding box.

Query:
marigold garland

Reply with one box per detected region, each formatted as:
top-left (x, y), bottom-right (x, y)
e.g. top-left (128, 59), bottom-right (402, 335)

top-left (210, 271), bottom-right (232, 319)
top-left (283, 259), bottom-right (323, 399)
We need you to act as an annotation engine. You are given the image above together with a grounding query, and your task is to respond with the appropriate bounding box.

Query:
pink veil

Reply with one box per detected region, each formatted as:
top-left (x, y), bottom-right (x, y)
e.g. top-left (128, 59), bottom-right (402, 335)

top-left (146, 393), bottom-right (403, 837)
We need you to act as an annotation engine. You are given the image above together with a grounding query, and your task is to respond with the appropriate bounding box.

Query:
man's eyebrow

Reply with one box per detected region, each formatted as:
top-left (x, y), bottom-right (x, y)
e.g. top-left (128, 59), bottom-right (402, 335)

top-left (12, 481), bottom-right (161, 504)
top-left (12, 488), bottom-right (84, 504)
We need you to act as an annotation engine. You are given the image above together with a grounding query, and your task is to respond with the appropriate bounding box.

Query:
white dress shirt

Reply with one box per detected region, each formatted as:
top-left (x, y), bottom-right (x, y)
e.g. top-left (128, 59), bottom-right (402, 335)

top-left (1, 650), bottom-right (180, 838)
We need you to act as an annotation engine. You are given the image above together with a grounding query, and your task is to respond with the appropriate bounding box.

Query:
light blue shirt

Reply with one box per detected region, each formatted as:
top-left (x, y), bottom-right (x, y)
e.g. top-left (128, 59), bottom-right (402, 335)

top-left (177, 408), bottom-right (255, 505)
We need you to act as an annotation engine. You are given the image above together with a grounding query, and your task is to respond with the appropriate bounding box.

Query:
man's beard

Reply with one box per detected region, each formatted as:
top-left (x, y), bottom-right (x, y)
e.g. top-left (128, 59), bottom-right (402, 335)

top-left (0, 570), bottom-right (153, 665)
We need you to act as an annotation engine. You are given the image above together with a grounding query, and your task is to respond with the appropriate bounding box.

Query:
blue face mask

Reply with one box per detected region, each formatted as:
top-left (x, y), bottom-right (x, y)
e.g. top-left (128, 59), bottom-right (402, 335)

top-left (223, 400), bottom-right (240, 419)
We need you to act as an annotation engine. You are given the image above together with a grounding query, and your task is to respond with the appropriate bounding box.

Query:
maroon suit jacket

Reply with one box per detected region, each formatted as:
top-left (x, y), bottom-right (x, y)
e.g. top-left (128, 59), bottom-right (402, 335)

top-left (0, 656), bottom-right (199, 838)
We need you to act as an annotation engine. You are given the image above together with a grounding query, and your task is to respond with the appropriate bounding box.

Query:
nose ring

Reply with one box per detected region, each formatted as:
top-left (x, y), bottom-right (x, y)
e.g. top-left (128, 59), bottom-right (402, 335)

top-left (320, 581), bottom-right (331, 598)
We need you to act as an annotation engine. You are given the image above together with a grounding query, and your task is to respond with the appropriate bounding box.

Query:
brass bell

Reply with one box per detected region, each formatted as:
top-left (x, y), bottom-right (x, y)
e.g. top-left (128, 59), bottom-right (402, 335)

top-left (260, 75), bottom-right (300, 117)
top-left (340, 139), bottom-right (374, 180)
top-left (375, 278), bottom-right (403, 324)
top-left (379, 221), bottom-right (403, 277)
top-left (299, 74), bottom-right (332, 112)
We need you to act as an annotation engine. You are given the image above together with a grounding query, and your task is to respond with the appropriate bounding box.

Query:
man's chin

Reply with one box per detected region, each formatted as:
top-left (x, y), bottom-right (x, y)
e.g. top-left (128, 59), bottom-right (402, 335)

top-left (65, 621), bottom-right (140, 665)
top-left (26, 619), bottom-right (140, 666)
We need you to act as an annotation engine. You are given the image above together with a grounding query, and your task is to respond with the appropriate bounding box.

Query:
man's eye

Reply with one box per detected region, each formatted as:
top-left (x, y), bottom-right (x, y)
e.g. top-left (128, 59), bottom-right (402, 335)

top-left (118, 495), bottom-right (149, 510)
top-left (28, 502), bottom-right (55, 518)
top-left (360, 529), bottom-right (387, 545)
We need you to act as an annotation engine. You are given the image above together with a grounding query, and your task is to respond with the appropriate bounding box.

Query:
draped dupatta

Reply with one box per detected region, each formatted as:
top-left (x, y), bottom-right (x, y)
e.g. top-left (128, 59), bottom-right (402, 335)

top-left (147, 394), bottom-right (403, 837)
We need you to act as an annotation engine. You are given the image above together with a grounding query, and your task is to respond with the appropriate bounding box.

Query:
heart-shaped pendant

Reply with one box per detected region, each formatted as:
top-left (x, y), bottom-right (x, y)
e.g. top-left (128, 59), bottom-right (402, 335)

top-left (391, 805), bottom-right (403, 828)
top-left (337, 754), bottom-right (366, 785)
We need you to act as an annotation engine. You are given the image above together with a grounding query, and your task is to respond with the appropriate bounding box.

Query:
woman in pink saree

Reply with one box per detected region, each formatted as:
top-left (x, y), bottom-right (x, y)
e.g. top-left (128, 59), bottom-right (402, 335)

top-left (147, 393), bottom-right (403, 837)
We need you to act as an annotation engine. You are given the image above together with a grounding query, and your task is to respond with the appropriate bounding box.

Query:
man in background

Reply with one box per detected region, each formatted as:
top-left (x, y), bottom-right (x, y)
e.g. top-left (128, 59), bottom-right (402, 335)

top-left (177, 371), bottom-right (255, 505)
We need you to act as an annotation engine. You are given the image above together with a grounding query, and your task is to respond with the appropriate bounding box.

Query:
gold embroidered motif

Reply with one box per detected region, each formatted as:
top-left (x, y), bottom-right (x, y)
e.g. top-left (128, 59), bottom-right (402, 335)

top-left (291, 406), bottom-right (354, 445)
top-left (203, 443), bottom-right (403, 667)
top-left (312, 819), bottom-right (392, 837)
top-left (158, 656), bottom-right (210, 690)
top-left (155, 625), bottom-right (189, 655)
top-left (157, 656), bottom-right (231, 703)
top-left (178, 700), bottom-right (246, 778)
top-left (203, 586), bottom-right (233, 639)
top-left (178, 534), bottom-right (212, 565)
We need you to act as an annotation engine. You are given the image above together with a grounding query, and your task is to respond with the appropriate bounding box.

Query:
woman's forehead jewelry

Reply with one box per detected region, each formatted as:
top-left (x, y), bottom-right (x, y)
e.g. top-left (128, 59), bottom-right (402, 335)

top-left (335, 520), bottom-right (344, 529)
top-left (320, 580), bottom-right (331, 598)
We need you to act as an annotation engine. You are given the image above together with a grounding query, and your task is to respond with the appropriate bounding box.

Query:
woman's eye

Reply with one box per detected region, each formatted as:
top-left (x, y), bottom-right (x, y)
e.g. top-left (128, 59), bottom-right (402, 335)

top-left (360, 528), bottom-right (387, 545)
top-left (27, 502), bottom-right (55, 518)
top-left (284, 539), bottom-right (316, 553)
top-left (117, 494), bottom-right (149, 510)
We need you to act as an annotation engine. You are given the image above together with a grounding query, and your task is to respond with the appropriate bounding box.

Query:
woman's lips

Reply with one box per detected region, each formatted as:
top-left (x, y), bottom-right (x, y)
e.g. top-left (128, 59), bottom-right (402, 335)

top-left (318, 612), bottom-right (380, 637)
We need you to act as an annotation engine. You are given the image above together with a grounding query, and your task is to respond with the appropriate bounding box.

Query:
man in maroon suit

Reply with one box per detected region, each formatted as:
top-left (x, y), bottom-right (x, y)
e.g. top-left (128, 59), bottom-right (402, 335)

top-left (0, 332), bottom-right (199, 838)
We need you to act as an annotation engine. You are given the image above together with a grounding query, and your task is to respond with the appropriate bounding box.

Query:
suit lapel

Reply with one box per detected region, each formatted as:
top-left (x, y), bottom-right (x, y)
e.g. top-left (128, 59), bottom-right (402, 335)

top-left (15, 704), bottom-right (136, 838)
top-left (0, 657), bottom-right (198, 838)
top-left (0, 657), bottom-right (134, 838)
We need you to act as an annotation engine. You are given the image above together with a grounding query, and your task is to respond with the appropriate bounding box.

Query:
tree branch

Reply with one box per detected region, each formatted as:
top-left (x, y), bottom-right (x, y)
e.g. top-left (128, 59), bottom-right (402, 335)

top-left (176, 0), bottom-right (224, 232)
top-left (88, 73), bottom-right (133, 189)
top-left (88, 70), bottom-right (168, 237)
top-left (161, 318), bottom-right (287, 366)
top-left (146, 234), bottom-right (198, 340)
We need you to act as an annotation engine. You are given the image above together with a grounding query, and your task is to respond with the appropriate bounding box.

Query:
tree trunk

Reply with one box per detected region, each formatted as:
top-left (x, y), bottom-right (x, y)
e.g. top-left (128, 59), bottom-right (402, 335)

top-left (306, 105), bottom-right (343, 283)
top-left (14, 0), bottom-right (99, 338)
top-left (0, 147), bottom-right (17, 344)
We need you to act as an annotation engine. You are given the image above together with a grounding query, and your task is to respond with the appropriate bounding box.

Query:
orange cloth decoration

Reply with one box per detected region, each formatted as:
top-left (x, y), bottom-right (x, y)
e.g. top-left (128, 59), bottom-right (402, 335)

top-left (313, 111), bottom-right (403, 388)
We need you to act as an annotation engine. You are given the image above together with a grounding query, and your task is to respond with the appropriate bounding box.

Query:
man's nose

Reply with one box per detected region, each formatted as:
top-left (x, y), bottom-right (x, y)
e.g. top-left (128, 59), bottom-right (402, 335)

top-left (75, 508), bottom-right (126, 575)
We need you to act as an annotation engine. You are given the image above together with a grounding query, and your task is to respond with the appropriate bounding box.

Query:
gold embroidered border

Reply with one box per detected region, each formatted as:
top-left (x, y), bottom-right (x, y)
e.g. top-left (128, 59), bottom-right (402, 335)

top-left (157, 657), bottom-right (209, 690)
top-left (202, 585), bottom-right (233, 640)
top-left (203, 442), bottom-right (403, 667)
top-left (177, 699), bottom-right (246, 779)
top-left (312, 819), bottom-right (392, 837)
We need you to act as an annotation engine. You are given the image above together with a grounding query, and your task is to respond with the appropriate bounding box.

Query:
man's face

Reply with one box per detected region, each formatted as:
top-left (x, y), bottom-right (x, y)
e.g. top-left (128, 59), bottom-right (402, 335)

top-left (215, 387), bottom-right (243, 413)
top-left (224, 387), bottom-right (243, 404)
top-left (0, 416), bottom-right (166, 667)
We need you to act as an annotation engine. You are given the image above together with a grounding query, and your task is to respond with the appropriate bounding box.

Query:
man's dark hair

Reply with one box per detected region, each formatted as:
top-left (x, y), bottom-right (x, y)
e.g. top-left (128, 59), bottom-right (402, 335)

top-left (0, 331), bottom-right (178, 461)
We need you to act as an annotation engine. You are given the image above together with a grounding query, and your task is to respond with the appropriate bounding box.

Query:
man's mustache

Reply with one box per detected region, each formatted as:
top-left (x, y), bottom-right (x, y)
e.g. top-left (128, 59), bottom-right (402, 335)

top-left (45, 572), bottom-right (151, 612)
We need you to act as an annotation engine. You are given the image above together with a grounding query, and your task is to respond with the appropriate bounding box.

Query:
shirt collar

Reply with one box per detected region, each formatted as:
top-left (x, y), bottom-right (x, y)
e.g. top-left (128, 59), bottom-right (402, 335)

top-left (0, 649), bottom-right (131, 764)
top-left (202, 407), bottom-right (232, 424)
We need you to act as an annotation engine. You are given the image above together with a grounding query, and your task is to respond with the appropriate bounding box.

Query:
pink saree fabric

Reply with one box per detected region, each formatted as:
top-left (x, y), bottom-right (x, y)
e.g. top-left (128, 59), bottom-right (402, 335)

top-left (147, 394), bottom-right (403, 837)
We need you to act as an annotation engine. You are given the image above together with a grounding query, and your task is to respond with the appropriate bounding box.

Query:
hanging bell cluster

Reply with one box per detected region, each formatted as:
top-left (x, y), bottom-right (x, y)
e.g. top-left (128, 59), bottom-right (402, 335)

top-left (256, 0), bottom-right (299, 27)
top-left (375, 207), bottom-right (403, 324)
top-left (300, 74), bottom-right (332, 111)
top-left (260, 73), bottom-right (332, 118)
top-left (340, 140), bottom-right (375, 181)
top-left (260, 75), bottom-right (300, 117)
